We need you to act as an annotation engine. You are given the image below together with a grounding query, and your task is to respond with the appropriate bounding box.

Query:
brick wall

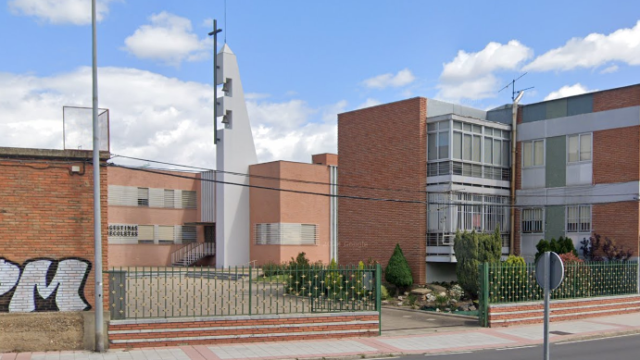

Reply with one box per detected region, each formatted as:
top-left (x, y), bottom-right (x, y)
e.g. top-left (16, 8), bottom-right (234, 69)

top-left (593, 126), bottom-right (640, 184)
top-left (488, 295), bottom-right (640, 327)
top-left (0, 148), bottom-right (109, 314)
top-left (593, 202), bottom-right (640, 257)
top-left (109, 312), bottom-right (379, 348)
top-left (593, 84), bottom-right (640, 112)
top-left (338, 98), bottom-right (427, 284)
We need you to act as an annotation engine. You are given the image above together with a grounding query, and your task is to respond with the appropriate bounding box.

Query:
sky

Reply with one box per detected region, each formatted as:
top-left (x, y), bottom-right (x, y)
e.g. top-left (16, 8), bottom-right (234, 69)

top-left (1, 0), bottom-right (639, 169)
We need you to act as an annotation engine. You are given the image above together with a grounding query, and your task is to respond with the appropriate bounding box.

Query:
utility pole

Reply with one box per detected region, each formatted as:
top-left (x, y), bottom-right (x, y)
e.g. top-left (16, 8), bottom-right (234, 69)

top-left (91, 0), bottom-right (104, 352)
top-left (209, 20), bottom-right (222, 145)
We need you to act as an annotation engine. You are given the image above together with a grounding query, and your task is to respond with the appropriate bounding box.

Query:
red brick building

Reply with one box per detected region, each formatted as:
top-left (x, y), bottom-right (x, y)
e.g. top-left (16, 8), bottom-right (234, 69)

top-left (338, 84), bottom-right (640, 283)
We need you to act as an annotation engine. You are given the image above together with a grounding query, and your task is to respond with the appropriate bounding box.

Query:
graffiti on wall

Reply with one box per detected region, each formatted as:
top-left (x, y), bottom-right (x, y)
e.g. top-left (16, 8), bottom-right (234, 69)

top-left (0, 257), bottom-right (92, 312)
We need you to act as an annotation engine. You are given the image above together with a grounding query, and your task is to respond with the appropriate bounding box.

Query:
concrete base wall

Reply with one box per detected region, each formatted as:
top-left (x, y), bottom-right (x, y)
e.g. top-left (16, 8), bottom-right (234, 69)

top-left (0, 312), bottom-right (84, 352)
top-left (108, 312), bottom-right (379, 348)
top-left (488, 294), bottom-right (640, 327)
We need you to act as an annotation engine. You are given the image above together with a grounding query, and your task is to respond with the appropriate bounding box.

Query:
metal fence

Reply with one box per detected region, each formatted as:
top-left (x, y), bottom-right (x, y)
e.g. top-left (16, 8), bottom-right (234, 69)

top-left (478, 261), bottom-right (639, 326)
top-left (107, 264), bottom-right (381, 320)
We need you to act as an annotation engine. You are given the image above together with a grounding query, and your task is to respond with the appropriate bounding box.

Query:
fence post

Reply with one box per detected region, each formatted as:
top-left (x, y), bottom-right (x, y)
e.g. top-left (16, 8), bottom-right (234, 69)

top-left (481, 262), bottom-right (490, 327)
top-left (376, 263), bottom-right (382, 336)
top-left (249, 266), bottom-right (252, 316)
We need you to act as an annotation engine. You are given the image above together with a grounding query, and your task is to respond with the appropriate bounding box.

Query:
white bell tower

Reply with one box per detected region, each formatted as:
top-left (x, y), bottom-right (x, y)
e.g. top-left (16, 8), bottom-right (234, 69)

top-left (215, 44), bottom-right (258, 267)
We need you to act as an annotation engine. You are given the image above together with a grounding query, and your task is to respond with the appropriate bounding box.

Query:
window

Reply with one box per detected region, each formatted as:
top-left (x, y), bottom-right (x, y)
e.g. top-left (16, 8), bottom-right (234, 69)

top-left (137, 187), bottom-right (149, 207)
top-left (523, 140), bottom-right (544, 168)
top-left (522, 209), bottom-right (543, 233)
top-left (568, 133), bottom-right (592, 163)
top-left (255, 223), bottom-right (317, 245)
top-left (428, 121), bottom-right (450, 160)
top-left (566, 205), bottom-right (591, 233)
top-left (182, 190), bottom-right (197, 209)
top-left (181, 226), bottom-right (197, 244)
top-left (164, 190), bottom-right (175, 208)
top-left (138, 225), bottom-right (154, 244)
top-left (158, 226), bottom-right (175, 244)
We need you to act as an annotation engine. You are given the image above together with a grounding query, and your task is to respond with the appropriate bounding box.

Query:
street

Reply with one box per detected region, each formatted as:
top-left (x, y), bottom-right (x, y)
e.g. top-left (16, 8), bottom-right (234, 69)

top-left (391, 333), bottom-right (640, 360)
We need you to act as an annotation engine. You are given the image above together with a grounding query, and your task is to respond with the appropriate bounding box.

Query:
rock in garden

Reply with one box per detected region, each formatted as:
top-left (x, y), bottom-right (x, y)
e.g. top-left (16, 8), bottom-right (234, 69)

top-left (397, 302), bottom-right (403, 306)
top-left (382, 300), bottom-right (389, 305)
top-left (469, 305), bottom-right (476, 311)
top-left (428, 284), bottom-right (447, 294)
top-left (397, 296), bottom-right (404, 301)
top-left (410, 288), bottom-right (432, 296)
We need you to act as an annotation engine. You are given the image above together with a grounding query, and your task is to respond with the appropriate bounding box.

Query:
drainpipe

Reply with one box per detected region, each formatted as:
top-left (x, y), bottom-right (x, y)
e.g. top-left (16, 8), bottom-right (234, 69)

top-left (510, 91), bottom-right (525, 256)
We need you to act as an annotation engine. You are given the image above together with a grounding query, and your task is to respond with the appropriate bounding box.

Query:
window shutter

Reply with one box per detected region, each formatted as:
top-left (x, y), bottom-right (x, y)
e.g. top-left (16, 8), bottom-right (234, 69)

top-left (164, 189), bottom-right (175, 208)
top-left (158, 226), bottom-right (174, 243)
top-left (138, 225), bottom-right (154, 243)
top-left (149, 188), bottom-right (164, 208)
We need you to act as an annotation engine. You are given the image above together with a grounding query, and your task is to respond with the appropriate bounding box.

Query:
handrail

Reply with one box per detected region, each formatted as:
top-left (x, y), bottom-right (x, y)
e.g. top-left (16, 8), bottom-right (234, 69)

top-left (171, 242), bottom-right (216, 266)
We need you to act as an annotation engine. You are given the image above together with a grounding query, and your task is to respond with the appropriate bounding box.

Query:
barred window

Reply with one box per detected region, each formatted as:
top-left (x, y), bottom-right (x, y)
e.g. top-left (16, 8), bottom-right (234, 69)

top-left (255, 223), bottom-right (317, 245)
top-left (182, 190), bottom-right (197, 209)
top-left (522, 208), bottom-right (543, 233)
top-left (164, 189), bottom-right (175, 208)
top-left (181, 226), bottom-right (197, 244)
top-left (137, 187), bottom-right (149, 207)
top-left (567, 205), bottom-right (591, 233)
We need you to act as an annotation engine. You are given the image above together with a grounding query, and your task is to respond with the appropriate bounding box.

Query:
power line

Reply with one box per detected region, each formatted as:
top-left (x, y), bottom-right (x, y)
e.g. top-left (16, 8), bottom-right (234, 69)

top-left (110, 154), bottom-right (640, 199)
top-left (107, 163), bottom-right (639, 208)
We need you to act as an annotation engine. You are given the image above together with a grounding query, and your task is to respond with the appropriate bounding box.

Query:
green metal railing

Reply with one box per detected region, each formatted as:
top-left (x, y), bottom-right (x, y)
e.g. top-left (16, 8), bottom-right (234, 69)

top-left (107, 264), bottom-right (381, 321)
top-left (478, 261), bottom-right (639, 327)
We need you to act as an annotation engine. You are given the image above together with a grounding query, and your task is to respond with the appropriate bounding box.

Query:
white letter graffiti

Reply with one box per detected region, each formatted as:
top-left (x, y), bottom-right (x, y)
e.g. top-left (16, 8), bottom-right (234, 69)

top-left (0, 258), bottom-right (91, 312)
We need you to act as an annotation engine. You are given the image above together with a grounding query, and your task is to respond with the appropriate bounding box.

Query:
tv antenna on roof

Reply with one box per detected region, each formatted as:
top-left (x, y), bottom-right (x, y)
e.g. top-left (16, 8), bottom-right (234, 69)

top-left (499, 72), bottom-right (534, 101)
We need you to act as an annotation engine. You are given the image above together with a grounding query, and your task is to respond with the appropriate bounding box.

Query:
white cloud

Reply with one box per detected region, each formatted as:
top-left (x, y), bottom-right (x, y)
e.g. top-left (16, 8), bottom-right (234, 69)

top-left (363, 69), bottom-right (415, 89)
top-left (0, 67), bottom-right (342, 168)
top-left (247, 99), bottom-right (344, 163)
top-left (524, 21), bottom-right (640, 72)
top-left (543, 83), bottom-right (595, 101)
top-left (437, 40), bottom-right (533, 102)
top-left (8, 0), bottom-right (113, 25)
top-left (357, 98), bottom-right (381, 109)
top-left (0, 67), bottom-right (216, 167)
top-left (600, 64), bottom-right (619, 74)
top-left (123, 12), bottom-right (212, 66)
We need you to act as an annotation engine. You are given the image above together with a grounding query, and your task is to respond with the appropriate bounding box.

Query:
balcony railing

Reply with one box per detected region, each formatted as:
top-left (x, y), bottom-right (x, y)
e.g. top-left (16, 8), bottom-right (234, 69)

top-left (427, 161), bottom-right (510, 181)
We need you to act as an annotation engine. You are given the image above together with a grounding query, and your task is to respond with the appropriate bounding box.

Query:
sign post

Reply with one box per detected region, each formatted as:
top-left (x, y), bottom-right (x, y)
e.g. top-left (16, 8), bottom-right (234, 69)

top-left (535, 251), bottom-right (564, 360)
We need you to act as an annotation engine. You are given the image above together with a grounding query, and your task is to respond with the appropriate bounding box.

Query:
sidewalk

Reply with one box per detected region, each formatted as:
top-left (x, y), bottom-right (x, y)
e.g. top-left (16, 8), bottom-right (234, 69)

top-left (2, 312), bottom-right (640, 360)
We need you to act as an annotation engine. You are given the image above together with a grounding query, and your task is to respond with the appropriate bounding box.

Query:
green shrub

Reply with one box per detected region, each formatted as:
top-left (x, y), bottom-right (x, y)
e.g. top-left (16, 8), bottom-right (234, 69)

top-left (454, 231), bottom-right (480, 298)
top-left (385, 244), bottom-right (413, 294)
top-left (478, 227), bottom-right (502, 263)
top-left (435, 294), bottom-right (449, 310)
top-left (408, 294), bottom-right (417, 306)
top-left (505, 255), bottom-right (526, 266)
top-left (286, 252), bottom-right (319, 296)
top-left (261, 261), bottom-right (283, 277)
top-left (535, 236), bottom-right (578, 261)
top-left (381, 285), bottom-right (389, 300)
top-left (454, 228), bottom-right (501, 299)
top-left (324, 258), bottom-right (344, 299)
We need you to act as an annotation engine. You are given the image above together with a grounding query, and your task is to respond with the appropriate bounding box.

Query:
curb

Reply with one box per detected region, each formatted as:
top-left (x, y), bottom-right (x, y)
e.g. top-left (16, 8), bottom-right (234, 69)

top-left (382, 305), bottom-right (479, 320)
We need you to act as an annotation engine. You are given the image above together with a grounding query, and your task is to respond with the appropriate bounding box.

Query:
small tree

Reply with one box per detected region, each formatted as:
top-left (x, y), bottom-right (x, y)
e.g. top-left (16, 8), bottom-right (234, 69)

top-left (478, 227), bottom-right (502, 263)
top-left (454, 231), bottom-right (479, 297)
top-left (385, 244), bottom-right (413, 295)
top-left (581, 233), bottom-right (633, 261)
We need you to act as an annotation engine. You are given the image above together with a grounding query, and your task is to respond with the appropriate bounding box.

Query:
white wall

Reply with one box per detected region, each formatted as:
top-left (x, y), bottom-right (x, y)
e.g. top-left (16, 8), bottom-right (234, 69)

top-left (215, 45), bottom-right (258, 267)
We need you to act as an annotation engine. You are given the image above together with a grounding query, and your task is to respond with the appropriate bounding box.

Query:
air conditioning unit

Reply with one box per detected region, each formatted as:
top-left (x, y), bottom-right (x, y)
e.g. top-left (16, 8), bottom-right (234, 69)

top-left (441, 236), bottom-right (454, 246)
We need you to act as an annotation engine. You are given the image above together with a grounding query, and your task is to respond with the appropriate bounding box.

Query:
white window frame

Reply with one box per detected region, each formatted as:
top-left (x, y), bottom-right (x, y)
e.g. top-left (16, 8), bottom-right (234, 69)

top-left (521, 208), bottom-right (544, 234)
top-left (566, 205), bottom-right (591, 233)
top-left (522, 139), bottom-right (545, 168)
top-left (255, 223), bottom-right (318, 245)
top-left (428, 121), bottom-right (451, 161)
top-left (567, 133), bottom-right (593, 164)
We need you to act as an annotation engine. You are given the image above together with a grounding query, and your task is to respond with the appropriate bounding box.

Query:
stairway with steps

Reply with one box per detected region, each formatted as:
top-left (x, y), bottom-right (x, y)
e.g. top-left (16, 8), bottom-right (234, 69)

top-left (170, 242), bottom-right (215, 267)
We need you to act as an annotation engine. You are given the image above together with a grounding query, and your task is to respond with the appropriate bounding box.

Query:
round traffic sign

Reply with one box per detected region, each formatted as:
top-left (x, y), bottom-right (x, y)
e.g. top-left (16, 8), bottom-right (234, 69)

top-left (535, 252), bottom-right (565, 290)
